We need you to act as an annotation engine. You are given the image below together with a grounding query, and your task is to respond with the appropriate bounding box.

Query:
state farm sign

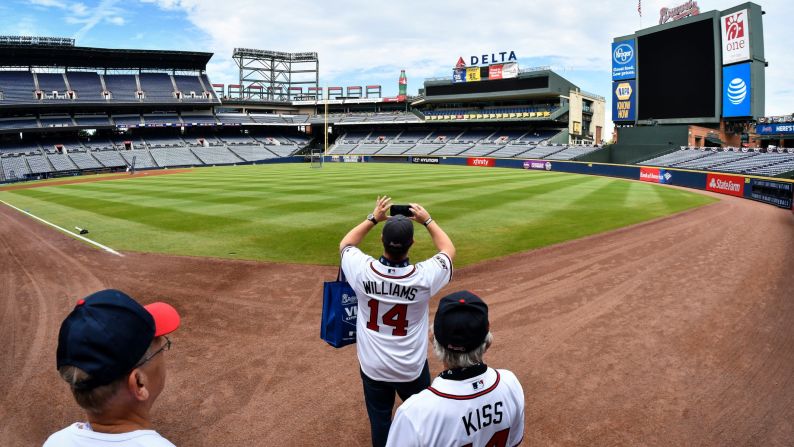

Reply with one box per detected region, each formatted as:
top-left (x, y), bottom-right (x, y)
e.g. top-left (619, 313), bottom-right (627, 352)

top-left (467, 157), bottom-right (495, 167)
top-left (706, 173), bottom-right (745, 197)
top-left (721, 9), bottom-right (751, 64)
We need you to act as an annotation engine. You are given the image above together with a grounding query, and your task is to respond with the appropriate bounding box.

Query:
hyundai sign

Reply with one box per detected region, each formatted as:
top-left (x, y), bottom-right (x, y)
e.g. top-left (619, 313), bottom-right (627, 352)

top-left (611, 40), bottom-right (636, 80)
top-left (723, 62), bottom-right (751, 118)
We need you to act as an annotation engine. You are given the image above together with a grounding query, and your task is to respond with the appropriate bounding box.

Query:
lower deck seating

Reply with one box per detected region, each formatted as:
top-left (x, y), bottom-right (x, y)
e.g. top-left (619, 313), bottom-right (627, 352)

top-left (228, 146), bottom-right (278, 162)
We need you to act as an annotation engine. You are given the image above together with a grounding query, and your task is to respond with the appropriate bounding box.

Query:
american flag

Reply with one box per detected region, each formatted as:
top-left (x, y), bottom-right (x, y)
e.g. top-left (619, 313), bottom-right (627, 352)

top-left (638, 0), bottom-right (642, 16)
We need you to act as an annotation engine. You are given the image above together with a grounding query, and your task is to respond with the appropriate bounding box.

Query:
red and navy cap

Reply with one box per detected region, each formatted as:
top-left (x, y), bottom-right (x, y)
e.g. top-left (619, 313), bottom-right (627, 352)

top-left (56, 289), bottom-right (180, 390)
top-left (434, 291), bottom-right (489, 353)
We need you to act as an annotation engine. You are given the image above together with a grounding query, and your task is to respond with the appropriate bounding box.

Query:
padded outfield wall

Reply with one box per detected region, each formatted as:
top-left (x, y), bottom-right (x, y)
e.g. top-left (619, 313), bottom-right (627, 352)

top-left (333, 154), bottom-right (794, 210)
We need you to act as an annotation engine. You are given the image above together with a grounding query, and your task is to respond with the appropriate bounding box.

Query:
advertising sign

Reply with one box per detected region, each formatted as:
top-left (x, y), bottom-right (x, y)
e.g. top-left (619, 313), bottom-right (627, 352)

top-left (468, 51), bottom-right (517, 66)
top-left (611, 40), bottom-right (636, 81)
top-left (755, 123), bottom-right (794, 135)
top-left (467, 157), bottom-right (494, 167)
top-left (639, 167), bottom-right (673, 184)
top-left (706, 173), bottom-right (745, 197)
top-left (523, 160), bottom-right (552, 171)
top-left (452, 68), bottom-right (466, 83)
top-left (466, 67), bottom-right (481, 82)
top-left (412, 157), bottom-right (440, 164)
top-left (612, 80), bottom-right (636, 122)
top-left (659, 0), bottom-right (700, 24)
top-left (723, 62), bottom-right (751, 117)
top-left (501, 62), bottom-right (518, 79)
top-left (489, 64), bottom-right (503, 80)
top-left (721, 9), bottom-right (750, 64)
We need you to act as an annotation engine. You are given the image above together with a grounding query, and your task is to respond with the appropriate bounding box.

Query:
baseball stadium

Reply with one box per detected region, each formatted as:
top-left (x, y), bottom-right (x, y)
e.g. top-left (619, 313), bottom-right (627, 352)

top-left (1, 1), bottom-right (793, 446)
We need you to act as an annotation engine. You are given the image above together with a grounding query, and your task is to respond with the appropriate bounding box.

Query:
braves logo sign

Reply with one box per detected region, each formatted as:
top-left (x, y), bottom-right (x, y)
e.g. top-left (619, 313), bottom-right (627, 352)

top-left (659, 0), bottom-right (700, 25)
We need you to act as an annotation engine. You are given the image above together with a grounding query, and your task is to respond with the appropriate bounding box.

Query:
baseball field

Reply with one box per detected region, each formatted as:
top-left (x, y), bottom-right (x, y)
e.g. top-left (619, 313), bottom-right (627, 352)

top-left (2, 163), bottom-right (794, 446)
top-left (0, 163), bottom-right (714, 265)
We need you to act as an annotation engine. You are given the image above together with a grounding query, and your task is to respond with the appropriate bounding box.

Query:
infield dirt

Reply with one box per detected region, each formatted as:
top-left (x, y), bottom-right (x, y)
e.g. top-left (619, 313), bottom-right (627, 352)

top-left (1, 190), bottom-right (793, 446)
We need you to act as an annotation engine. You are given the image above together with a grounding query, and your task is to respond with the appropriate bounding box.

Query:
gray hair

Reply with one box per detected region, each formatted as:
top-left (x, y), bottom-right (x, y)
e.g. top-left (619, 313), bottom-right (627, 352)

top-left (58, 341), bottom-right (157, 414)
top-left (432, 332), bottom-right (493, 369)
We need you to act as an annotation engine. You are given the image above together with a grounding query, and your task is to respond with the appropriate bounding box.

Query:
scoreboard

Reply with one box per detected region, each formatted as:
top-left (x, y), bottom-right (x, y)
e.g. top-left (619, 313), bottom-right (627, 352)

top-left (612, 2), bottom-right (765, 125)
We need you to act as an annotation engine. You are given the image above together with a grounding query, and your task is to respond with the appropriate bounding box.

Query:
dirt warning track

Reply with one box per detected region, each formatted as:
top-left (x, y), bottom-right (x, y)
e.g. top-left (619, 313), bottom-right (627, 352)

top-left (1, 193), bottom-right (793, 446)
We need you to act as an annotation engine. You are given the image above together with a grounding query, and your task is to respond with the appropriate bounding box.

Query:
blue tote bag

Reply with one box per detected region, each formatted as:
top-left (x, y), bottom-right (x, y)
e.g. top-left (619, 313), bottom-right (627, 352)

top-left (321, 268), bottom-right (357, 348)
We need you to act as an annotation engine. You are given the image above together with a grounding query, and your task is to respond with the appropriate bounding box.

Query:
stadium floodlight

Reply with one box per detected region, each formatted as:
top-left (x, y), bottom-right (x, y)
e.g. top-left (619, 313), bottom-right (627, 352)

top-left (0, 35), bottom-right (74, 47)
top-left (232, 48), bottom-right (318, 102)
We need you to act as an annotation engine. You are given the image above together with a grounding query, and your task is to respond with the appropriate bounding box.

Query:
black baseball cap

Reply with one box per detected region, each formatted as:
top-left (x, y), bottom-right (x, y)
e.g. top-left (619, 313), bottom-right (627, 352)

top-left (434, 291), bottom-right (489, 352)
top-left (57, 289), bottom-right (180, 390)
top-left (382, 215), bottom-right (414, 251)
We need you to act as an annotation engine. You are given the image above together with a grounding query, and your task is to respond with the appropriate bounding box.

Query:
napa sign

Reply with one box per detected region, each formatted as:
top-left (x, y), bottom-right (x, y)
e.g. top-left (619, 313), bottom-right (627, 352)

top-left (463, 51), bottom-right (517, 67)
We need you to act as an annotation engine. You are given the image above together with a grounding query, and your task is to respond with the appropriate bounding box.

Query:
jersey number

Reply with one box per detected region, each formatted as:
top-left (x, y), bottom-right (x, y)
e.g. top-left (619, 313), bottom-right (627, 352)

top-left (366, 299), bottom-right (408, 336)
top-left (462, 428), bottom-right (510, 447)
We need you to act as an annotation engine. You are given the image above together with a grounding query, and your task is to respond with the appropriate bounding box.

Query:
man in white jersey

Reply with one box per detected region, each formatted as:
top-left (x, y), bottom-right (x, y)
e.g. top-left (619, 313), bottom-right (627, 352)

top-left (340, 196), bottom-right (455, 447)
top-left (386, 291), bottom-right (525, 447)
top-left (44, 289), bottom-right (181, 447)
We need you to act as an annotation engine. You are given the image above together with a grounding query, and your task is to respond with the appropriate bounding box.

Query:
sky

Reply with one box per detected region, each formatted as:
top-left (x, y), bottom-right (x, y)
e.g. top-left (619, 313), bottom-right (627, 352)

top-left (2, 0), bottom-right (792, 136)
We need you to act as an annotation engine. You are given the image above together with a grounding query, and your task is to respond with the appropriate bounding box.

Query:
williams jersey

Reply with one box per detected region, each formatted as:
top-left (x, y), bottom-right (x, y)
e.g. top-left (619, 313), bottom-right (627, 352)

top-left (341, 246), bottom-right (453, 382)
top-left (385, 367), bottom-right (525, 447)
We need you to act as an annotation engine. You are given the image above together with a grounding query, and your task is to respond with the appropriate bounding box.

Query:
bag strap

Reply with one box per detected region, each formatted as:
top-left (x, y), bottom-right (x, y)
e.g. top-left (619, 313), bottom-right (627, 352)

top-left (337, 267), bottom-right (347, 282)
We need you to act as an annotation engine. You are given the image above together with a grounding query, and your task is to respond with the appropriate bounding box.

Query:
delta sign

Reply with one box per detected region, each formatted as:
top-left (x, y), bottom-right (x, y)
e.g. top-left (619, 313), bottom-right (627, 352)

top-left (457, 51), bottom-right (517, 67)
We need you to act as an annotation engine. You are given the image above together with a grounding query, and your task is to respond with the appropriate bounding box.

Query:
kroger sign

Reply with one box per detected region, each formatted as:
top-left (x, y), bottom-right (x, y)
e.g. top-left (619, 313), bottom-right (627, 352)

top-left (611, 40), bottom-right (636, 81)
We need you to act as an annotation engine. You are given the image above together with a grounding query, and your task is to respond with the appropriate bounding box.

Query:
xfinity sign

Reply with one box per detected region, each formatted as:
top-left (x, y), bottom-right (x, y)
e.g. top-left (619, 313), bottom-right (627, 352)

top-left (721, 9), bottom-right (750, 64)
top-left (611, 40), bottom-right (636, 81)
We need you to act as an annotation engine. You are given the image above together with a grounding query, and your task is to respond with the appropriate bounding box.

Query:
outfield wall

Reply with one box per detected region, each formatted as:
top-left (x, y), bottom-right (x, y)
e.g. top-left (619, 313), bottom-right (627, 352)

top-left (340, 155), bottom-right (794, 210)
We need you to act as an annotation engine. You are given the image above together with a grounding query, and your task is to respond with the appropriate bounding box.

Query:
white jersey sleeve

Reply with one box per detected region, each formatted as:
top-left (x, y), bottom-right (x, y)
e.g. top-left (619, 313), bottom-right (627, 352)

top-left (340, 245), bottom-right (371, 285)
top-left (500, 370), bottom-right (525, 446)
top-left (415, 252), bottom-right (453, 296)
top-left (385, 407), bottom-right (421, 447)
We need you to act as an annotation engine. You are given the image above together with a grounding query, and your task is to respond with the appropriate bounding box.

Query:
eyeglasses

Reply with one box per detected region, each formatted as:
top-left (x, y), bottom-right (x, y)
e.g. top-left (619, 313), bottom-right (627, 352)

top-left (134, 336), bottom-right (171, 368)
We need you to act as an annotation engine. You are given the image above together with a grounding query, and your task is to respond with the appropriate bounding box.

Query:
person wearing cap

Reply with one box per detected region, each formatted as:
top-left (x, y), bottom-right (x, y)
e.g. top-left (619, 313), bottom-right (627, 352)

top-left (44, 289), bottom-right (181, 447)
top-left (385, 291), bottom-right (525, 447)
top-left (339, 196), bottom-right (455, 447)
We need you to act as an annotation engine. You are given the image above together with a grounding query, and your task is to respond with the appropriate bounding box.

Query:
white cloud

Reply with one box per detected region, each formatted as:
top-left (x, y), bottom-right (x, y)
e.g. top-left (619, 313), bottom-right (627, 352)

top-left (140, 0), bottom-right (792, 136)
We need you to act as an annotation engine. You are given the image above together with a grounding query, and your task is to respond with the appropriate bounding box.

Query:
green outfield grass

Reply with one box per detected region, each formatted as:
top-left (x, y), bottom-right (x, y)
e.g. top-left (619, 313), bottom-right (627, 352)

top-left (0, 163), bottom-right (716, 266)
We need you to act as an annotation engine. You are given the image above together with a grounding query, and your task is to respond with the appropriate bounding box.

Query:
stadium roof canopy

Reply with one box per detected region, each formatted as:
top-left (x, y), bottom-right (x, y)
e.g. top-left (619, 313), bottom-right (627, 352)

top-left (0, 44), bottom-right (213, 70)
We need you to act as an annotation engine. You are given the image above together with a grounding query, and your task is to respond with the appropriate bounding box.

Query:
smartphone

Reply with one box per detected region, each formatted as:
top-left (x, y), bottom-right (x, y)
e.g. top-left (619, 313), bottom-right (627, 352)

top-left (390, 204), bottom-right (413, 217)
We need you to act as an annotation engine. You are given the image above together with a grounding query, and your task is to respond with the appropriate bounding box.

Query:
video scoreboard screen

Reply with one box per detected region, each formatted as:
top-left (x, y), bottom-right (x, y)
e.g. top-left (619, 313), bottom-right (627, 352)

top-left (637, 17), bottom-right (718, 120)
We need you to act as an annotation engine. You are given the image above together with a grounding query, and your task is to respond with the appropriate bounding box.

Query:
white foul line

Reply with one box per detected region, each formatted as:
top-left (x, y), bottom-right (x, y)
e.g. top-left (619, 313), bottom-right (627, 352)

top-left (0, 199), bottom-right (123, 257)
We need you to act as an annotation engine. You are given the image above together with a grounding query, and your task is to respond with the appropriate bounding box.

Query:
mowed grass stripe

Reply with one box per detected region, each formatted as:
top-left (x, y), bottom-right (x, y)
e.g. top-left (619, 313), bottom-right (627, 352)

top-left (0, 164), bottom-right (716, 266)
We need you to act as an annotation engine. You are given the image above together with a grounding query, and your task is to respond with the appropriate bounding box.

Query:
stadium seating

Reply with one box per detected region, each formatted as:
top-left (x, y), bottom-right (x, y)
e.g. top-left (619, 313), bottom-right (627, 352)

top-left (148, 147), bottom-right (201, 167)
top-left (138, 73), bottom-right (176, 102)
top-left (639, 148), bottom-right (794, 176)
top-left (103, 75), bottom-right (139, 101)
top-left (67, 72), bottom-right (105, 101)
top-left (173, 75), bottom-right (207, 100)
top-left (544, 145), bottom-right (601, 160)
top-left (75, 115), bottom-right (112, 127)
top-left (181, 114), bottom-right (218, 125)
top-left (191, 146), bottom-right (243, 164)
top-left (0, 71), bottom-right (36, 103)
top-left (120, 150), bottom-right (157, 168)
top-left (0, 118), bottom-right (39, 130)
top-left (37, 73), bottom-right (69, 99)
top-left (227, 145), bottom-right (278, 162)
top-left (91, 149), bottom-right (127, 167)
top-left (142, 114), bottom-right (181, 126)
top-left (0, 154), bottom-right (32, 179)
top-left (68, 150), bottom-right (103, 169)
top-left (217, 114), bottom-right (254, 125)
top-left (40, 116), bottom-right (75, 128)
top-left (113, 115), bottom-right (143, 126)
top-left (47, 153), bottom-right (79, 171)
top-left (27, 154), bottom-right (54, 174)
